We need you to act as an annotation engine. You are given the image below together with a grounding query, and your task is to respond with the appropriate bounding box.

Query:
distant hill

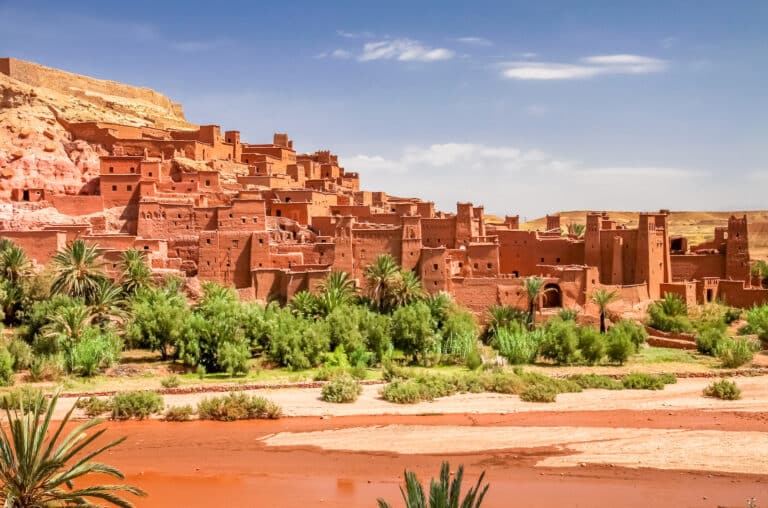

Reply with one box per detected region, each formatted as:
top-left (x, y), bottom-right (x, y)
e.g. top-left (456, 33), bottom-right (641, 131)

top-left (522, 210), bottom-right (768, 261)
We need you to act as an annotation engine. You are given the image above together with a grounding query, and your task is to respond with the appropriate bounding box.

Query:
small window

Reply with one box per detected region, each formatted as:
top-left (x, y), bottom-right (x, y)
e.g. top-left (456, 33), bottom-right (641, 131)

top-left (129, 167), bottom-right (135, 173)
top-left (540, 257), bottom-right (544, 263)
top-left (143, 245), bottom-right (149, 250)
top-left (253, 217), bottom-right (258, 223)
top-left (148, 172), bottom-right (153, 177)
top-left (127, 185), bottom-right (132, 191)
top-left (242, 217), bottom-right (246, 224)
top-left (487, 263), bottom-right (492, 269)
top-left (109, 166), bottom-right (114, 173)
top-left (206, 239), bottom-right (211, 245)
top-left (433, 263), bottom-right (439, 271)
top-left (259, 238), bottom-right (264, 244)
top-left (205, 180), bottom-right (211, 187)
top-left (111, 185), bottom-right (117, 191)
top-left (233, 240), bottom-right (239, 247)
top-left (474, 263), bottom-right (479, 269)
top-left (556, 257), bottom-right (561, 263)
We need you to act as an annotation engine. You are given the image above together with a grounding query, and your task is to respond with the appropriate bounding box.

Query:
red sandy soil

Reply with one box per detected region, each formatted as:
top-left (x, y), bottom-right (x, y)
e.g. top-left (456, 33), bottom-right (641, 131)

top-left (88, 411), bottom-right (768, 508)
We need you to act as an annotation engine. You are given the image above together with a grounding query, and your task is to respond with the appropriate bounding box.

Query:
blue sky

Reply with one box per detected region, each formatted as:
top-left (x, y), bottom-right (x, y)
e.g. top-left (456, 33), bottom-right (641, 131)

top-left (1, 0), bottom-right (766, 219)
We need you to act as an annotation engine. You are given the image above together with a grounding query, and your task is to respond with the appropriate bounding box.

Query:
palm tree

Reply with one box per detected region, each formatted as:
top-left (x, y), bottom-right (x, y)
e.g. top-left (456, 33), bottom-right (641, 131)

top-left (484, 305), bottom-right (529, 343)
top-left (120, 249), bottom-right (152, 295)
top-left (591, 288), bottom-right (619, 333)
top-left (90, 279), bottom-right (127, 327)
top-left (0, 390), bottom-right (145, 507)
top-left (43, 303), bottom-right (93, 372)
top-left (0, 244), bottom-right (32, 286)
top-left (51, 240), bottom-right (106, 302)
top-left (364, 254), bottom-right (401, 312)
top-left (377, 462), bottom-right (488, 508)
top-left (388, 270), bottom-right (427, 309)
top-left (522, 276), bottom-right (546, 328)
top-left (289, 290), bottom-right (320, 318)
top-left (317, 271), bottom-right (357, 314)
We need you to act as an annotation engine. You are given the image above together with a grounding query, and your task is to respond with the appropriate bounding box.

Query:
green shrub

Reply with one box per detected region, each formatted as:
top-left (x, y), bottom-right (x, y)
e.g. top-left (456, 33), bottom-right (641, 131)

top-left (381, 379), bottom-right (428, 404)
top-left (440, 309), bottom-right (479, 361)
top-left (111, 391), bottom-right (164, 420)
top-left (0, 386), bottom-right (47, 412)
top-left (539, 319), bottom-right (580, 364)
top-left (164, 404), bottom-right (195, 421)
top-left (557, 308), bottom-right (579, 321)
top-left (696, 327), bottom-right (726, 355)
top-left (464, 349), bottom-right (483, 370)
top-left (7, 338), bottom-right (32, 370)
top-left (485, 305), bottom-right (529, 343)
top-left (744, 305), bottom-right (768, 346)
top-left (197, 392), bottom-right (282, 421)
top-left (568, 374), bottom-right (623, 390)
top-left (267, 309), bottom-right (331, 370)
top-left (70, 327), bottom-right (122, 377)
top-left (716, 337), bottom-right (757, 368)
top-left (610, 320), bottom-right (648, 350)
top-left (606, 330), bottom-right (635, 365)
top-left (0, 347), bottom-right (14, 386)
top-left (577, 327), bottom-right (605, 365)
top-left (519, 384), bottom-right (557, 403)
top-left (647, 293), bottom-right (692, 333)
top-left (321, 375), bottom-right (362, 403)
top-left (658, 373), bottom-right (677, 385)
top-left (703, 379), bottom-right (741, 400)
top-left (621, 372), bottom-right (665, 390)
top-left (28, 355), bottom-right (64, 382)
top-left (75, 396), bottom-right (112, 417)
top-left (492, 323), bottom-right (543, 364)
top-left (391, 301), bottom-right (439, 365)
top-left (160, 374), bottom-right (181, 389)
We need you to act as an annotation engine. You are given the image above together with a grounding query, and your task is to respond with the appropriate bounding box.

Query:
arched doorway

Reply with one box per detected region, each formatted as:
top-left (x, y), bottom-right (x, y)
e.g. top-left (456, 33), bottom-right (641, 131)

top-left (542, 283), bottom-right (562, 308)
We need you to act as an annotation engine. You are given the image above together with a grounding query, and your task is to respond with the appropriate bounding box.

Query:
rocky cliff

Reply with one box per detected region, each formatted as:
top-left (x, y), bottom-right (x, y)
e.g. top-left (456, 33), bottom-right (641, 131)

top-left (0, 57), bottom-right (197, 201)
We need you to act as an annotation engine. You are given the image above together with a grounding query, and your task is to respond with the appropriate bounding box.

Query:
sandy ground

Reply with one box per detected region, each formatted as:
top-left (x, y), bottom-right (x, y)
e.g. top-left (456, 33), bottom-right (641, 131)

top-left (52, 375), bottom-right (768, 420)
top-left (262, 424), bottom-right (768, 474)
top-left (85, 414), bottom-right (768, 508)
top-left (40, 375), bottom-right (768, 506)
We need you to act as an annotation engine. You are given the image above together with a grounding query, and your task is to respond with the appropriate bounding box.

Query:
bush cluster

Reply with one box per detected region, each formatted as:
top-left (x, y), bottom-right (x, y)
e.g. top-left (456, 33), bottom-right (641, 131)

top-left (380, 369), bottom-right (582, 404)
top-left (647, 293), bottom-right (693, 333)
top-left (196, 392), bottom-right (282, 421)
top-left (492, 317), bottom-right (646, 367)
top-left (164, 404), bottom-right (195, 421)
top-left (75, 396), bottom-right (112, 417)
top-left (620, 372), bottom-right (676, 390)
top-left (321, 375), bottom-right (363, 403)
top-left (703, 379), bottom-right (741, 400)
top-left (0, 386), bottom-right (47, 412)
top-left (111, 391), bottom-right (164, 420)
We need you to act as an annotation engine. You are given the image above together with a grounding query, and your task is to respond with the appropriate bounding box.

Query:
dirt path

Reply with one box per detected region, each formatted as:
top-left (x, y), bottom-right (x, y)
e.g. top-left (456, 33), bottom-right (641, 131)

top-left (53, 375), bottom-right (768, 420)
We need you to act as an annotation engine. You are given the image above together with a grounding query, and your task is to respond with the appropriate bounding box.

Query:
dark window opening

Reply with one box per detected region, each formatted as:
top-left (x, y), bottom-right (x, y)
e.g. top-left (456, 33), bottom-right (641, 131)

top-left (129, 167), bottom-right (135, 173)
top-left (433, 263), bottom-right (439, 271)
top-left (22, 189), bottom-right (30, 201)
top-left (542, 283), bottom-right (562, 308)
top-left (109, 166), bottom-right (114, 173)
top-left (487, 263), bottom-right (492, 269)
top-left (556, 257), bottom-right (561, 263)
top-left (706, 288), bottom-right (714, 302)
top-left (111, 185), bottom-right (117, 191)
top-left (126, 185), bottom-right (132, 191)
top-left (276, 210), bottom-right (282, 217)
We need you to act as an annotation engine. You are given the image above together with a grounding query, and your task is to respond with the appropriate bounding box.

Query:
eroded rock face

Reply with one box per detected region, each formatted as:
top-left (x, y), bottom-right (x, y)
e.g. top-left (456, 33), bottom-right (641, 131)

top-left (0, 58), bottom-right (196, 200)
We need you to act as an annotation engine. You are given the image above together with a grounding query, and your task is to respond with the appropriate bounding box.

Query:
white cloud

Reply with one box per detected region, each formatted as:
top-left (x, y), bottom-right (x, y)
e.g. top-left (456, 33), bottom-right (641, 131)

top-left (500, 54), bottom-right (667, 80)
top-left (456, 36), bottom-right (492, 46)
top-left (359, 39), bottom-right (455, 62)
top-left (339, 143), bottom-right (730, 218)
top-left (337, 30), bottom-right (374, 39)
top-left (331, 49), bottom-right (352, 59)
